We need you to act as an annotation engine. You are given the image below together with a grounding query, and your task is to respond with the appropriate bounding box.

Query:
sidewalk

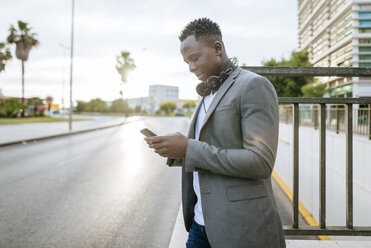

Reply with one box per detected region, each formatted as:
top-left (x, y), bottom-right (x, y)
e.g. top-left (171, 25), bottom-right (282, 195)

top-left (168, 205), bottom-right (371, 247)
top-left (0, 115), bottom-right (142, 146)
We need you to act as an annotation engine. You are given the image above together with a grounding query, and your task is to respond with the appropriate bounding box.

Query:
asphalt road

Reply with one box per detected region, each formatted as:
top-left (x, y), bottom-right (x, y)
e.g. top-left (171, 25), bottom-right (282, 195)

top-left (0, 117), bottom-right (189, 248)
top-left (0, 116), bottom-right (312, 248)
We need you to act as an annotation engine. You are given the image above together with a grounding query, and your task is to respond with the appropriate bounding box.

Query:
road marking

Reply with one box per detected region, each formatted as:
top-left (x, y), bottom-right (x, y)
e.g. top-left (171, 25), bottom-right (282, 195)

top-left (58, 153), bottom-right (88, 165)
top-left (272, 170), bottom-right (331, 240)
top-left (279, 138), bottom-right (290, 145)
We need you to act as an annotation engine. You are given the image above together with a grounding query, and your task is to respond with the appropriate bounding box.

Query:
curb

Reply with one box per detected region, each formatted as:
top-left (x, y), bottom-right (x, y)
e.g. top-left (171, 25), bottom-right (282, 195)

top-left (0, 117), bottom-right (143, 148)
top-left (169, 204), bottom-right (188, 248)
top-left (272, 170), bottom-right (331, 240)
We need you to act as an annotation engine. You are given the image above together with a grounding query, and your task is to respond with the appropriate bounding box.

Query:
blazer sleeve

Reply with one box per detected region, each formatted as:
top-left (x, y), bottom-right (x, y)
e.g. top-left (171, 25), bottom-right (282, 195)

top-left (167, 158), bottom-right (183, 167)
top-left (183, 76), bottom-right (279, 179)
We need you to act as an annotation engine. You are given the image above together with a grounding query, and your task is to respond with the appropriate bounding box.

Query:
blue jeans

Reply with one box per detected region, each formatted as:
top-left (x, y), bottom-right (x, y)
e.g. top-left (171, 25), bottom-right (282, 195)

top-left (186, 218), bottom-right (212, 248)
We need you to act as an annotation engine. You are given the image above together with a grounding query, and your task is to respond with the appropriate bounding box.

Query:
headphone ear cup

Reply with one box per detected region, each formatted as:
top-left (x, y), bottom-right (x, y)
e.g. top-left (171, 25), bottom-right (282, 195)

top-left (195, 61), bottom-right (236, 96)
top-left (206, 75), bottom-right (220, 90)
top-left (196, 82), bottom-right (207, 96)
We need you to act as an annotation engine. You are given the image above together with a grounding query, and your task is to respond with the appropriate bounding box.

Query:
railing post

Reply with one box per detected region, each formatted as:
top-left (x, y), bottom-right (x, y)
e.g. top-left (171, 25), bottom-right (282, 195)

top-left (368, 104), bottom-right (371, 140)
top-left (285, 106), bottom-right (289, 124)
top-left (346, 103), bottom-right (353, 229)
top-left (336, 107), bottom-right (340, 134)
top-left (293, 103), bottom-right (299, 228)
top-left (314, 105), bottom-right (319, 130)
top-left (319, 104), bottom-right (326, 229)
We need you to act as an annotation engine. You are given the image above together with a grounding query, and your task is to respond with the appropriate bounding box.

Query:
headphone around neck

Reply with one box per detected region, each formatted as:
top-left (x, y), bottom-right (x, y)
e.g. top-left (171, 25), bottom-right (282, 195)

top-left (196, 59), bottom-right (237, 97)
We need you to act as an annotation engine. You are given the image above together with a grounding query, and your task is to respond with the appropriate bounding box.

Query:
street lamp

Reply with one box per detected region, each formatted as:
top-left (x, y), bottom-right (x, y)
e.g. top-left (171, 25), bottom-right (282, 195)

top-left (68, 0), bottom-right (75, 131)
top-left (60, 44), bottom-right (69, 118)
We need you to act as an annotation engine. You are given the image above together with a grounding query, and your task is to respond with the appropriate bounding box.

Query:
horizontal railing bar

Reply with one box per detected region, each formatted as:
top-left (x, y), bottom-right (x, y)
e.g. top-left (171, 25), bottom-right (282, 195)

top-left (242, 66), bottom-right (371, 77)
top-left (278, 97), bottom-right (371, 104)
top-left (284, 226), bottom-right (371, 236)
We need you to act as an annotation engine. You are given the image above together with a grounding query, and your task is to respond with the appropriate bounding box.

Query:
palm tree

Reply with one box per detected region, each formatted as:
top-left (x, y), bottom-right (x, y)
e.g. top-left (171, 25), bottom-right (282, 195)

top-left (116, 51), bottom-right (136, 85)
top-left (7, 20), bottom-right (39, 116)
top-left (0, 42), bottom-right (12, 73)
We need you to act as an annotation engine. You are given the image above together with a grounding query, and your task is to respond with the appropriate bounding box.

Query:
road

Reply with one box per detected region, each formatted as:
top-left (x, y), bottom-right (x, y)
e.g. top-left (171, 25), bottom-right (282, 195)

top-left (0, 115), bottom-right (136, 144)
top-left (0, 116), bottom-right (311, 248)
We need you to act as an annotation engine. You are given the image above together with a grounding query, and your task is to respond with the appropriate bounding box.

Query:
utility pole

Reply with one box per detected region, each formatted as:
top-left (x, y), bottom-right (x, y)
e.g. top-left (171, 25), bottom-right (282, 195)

top-left (60, 44), bottom-right (69, 118)
top-left (69, 0), bottom-right (75, 131)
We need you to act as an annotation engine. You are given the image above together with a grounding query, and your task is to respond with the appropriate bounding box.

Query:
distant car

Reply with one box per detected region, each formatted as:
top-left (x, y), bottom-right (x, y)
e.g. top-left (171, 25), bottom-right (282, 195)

top-left (175, 111), bottom-right (184, 116)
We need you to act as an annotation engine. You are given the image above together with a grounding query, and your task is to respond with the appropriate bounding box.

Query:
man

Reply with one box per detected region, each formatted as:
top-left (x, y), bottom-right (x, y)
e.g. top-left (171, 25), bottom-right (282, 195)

top-left (144, 18), bottom-right (286, 248)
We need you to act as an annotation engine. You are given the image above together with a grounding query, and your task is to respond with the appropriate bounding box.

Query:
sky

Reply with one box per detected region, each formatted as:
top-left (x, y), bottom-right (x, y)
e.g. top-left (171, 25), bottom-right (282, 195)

top-left (0, 0), bottom-right (298, 106)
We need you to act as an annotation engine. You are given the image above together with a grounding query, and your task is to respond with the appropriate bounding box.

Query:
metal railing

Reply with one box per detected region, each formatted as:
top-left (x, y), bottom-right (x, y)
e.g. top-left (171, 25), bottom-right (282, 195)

top-left (279, 105), bottom-right (371, 139)
top-left (242, 66), bottom-right (371, 236)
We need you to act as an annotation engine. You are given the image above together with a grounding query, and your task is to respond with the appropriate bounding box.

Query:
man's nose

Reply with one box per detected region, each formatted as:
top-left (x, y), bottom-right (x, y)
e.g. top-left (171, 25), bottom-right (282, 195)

top-left (188, 62), bottom-right (196, 73)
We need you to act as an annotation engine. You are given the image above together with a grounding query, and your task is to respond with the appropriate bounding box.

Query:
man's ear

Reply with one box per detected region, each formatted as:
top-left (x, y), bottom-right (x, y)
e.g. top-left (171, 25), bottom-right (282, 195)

top-left (214, 41), bottom-right (223, 56)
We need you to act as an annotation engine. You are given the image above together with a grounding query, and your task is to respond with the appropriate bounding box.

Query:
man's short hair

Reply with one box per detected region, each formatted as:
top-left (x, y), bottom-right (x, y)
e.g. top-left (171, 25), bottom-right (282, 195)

top-left (179, 17), bottom-right (223, 45)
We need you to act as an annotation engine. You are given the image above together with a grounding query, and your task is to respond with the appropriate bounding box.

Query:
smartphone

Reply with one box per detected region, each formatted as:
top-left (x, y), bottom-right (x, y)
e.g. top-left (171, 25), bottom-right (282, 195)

top-left (140, 128), bottom-right (157, 137)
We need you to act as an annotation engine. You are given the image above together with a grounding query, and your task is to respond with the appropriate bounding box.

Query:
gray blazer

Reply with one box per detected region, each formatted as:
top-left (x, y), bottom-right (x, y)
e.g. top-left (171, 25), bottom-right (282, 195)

top-left (168, 67), bottom-right (286, 248)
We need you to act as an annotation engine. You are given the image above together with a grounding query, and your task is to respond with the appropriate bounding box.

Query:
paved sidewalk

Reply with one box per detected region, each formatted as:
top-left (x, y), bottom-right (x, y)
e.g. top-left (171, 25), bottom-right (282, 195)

top-left (0, 115), bottom-right (142, 145)
top-left (168, 206), bottom-right (371, 248)
top-left (169, 205), bottom-right (188, 248)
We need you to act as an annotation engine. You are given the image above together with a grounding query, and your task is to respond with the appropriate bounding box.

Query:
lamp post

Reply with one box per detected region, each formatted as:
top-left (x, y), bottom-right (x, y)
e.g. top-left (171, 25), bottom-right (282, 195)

top-left (68, 0), bottom-right (75, 131)
top-left (60, 44), bottom-right (69, 118)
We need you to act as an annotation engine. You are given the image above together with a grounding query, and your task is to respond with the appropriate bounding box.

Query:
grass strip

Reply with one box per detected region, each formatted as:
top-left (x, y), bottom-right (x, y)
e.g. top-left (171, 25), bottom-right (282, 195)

top-left (0, 117), bottom-right (91, 124)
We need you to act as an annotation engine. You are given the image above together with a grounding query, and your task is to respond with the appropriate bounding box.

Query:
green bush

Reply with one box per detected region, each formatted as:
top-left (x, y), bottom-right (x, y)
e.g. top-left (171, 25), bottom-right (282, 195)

top-left (0, 99), bottom-right (26, 117)
top-left (160, 103), bottom-right (176, 114)
top-left (302, 83), bottom-right (327, 97)
top-left (110, 98), bottom-right (129, 113)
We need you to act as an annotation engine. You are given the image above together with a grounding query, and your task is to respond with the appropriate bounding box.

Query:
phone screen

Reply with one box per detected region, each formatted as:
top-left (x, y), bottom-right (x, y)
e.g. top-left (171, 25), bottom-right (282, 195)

top-left (140, 128), bottom-right (157, 137)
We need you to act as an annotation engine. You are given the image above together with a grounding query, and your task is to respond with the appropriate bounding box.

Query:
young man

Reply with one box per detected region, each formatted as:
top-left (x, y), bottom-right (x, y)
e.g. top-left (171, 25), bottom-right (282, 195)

top-left (144, 18), bottom-right (286, 248)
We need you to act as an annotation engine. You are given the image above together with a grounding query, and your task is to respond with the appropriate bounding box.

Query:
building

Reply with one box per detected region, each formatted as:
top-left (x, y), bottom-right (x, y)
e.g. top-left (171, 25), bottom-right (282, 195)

top-left (126, 97), bottom-right (153, 114)
top-left (126, 85), bottom-right (180, 114)
top-left (298, 0), bottom-right (371, 98)
top-left (149, 84), bottom-right (179, 112)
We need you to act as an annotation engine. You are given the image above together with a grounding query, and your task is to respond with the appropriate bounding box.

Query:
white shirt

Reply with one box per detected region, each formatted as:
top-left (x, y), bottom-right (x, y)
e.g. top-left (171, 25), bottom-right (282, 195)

top-left (193, 91), bottom-right (218, 226)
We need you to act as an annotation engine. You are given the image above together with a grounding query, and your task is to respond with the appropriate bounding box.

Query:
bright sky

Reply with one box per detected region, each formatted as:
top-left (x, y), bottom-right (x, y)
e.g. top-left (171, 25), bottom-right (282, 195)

top-left (0, 0), bottom-right (298, 105)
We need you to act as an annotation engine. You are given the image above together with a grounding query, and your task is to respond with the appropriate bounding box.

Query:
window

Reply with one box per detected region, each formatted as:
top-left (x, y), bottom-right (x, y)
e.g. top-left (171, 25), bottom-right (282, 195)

top-left (359, 20), bottom-right (371, 26)
top-left (359, 28), bottom-right (371, 33)
top-left (359, 62), bottom-right (371, 67)
top-left (358, 12), bottom-right (371, 18)
top-left (359, 47), bottom-right (371, 52)
top-left (359, 39), bottom-right (371, 44)
top-left (359, 6), bottom-right (371, 10)
top-left (359, 55), bottom-right (371, 60)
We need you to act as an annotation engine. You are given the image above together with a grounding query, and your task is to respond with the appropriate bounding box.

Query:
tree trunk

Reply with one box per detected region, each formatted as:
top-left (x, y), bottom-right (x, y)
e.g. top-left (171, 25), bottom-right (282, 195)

top-left (21, 60), bottom-right (25, 117)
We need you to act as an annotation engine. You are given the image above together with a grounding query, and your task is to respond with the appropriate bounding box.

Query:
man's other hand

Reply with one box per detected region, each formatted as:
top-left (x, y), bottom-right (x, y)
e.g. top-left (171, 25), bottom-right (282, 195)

top-left (144, 132), bottom-right (188, 159)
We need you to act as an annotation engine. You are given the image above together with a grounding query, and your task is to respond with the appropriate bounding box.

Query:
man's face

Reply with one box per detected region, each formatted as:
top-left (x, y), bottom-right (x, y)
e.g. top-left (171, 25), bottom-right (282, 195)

top-left (180, 35), bottom-right (222, 82)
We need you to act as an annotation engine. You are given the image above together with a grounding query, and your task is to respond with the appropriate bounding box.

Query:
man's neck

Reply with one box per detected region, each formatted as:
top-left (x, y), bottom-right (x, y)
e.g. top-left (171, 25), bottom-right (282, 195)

top-left (219, 57), bottom-right (230, 73)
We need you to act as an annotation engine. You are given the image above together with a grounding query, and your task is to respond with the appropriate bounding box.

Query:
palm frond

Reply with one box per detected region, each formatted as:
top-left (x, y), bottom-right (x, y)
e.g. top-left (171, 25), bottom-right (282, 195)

top-left (17, 20), bottom-right (30, 32)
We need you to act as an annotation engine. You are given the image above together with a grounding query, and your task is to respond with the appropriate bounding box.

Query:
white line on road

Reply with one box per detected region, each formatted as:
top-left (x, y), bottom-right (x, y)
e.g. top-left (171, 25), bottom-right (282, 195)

top-left (58, 153), bottom-right (88, 166)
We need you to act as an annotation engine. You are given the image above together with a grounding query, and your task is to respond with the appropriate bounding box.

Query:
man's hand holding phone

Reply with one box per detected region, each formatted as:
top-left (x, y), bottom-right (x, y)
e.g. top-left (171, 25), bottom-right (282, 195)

top-left (141, 128), bottom-right (188, 159)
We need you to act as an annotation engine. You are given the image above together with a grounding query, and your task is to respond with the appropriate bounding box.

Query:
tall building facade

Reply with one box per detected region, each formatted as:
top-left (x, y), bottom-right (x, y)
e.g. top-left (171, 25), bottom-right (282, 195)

top-left (149, 84), bottom-right (179, 111)
top-left (298, 0), bottom-right (371, 98)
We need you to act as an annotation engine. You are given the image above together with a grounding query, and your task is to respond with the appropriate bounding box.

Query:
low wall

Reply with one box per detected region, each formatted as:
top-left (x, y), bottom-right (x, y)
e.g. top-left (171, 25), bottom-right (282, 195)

top-left (274, 123), bottom-right (371, 226)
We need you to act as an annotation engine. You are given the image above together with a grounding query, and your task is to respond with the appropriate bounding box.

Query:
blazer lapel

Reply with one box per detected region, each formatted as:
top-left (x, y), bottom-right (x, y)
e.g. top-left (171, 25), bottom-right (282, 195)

top-left (187, 98), bottom-right (203, 139)
top-left (199, 67), bottom-right (243, 134)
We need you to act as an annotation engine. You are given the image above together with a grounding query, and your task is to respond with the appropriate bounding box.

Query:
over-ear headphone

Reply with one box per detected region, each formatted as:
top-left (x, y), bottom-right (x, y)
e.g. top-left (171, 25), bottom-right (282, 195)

top-left (196, 59), bottom-right (237, 97)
